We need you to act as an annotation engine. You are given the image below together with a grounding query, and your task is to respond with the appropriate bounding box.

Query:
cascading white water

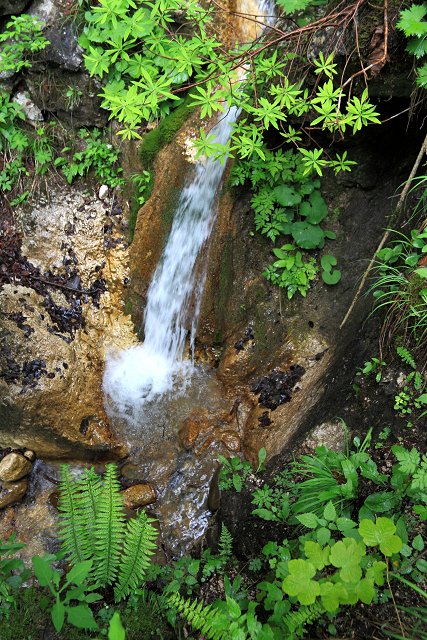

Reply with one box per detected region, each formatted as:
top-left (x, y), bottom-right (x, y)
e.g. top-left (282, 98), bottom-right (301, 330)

top-left (103, 0), bottom-right (276, 427)
top-left (103, 108), bottom-right (238, 416)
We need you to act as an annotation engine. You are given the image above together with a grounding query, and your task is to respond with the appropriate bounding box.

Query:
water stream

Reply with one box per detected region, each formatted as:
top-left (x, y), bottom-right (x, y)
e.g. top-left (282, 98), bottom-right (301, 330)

top-left (102, 0), bottom-right (276, 554)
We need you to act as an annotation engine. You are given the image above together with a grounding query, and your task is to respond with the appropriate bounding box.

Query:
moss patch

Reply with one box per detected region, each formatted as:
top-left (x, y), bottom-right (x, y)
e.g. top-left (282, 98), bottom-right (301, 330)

top-left (139, 96), bottom-right (195, 169)
top-left (214, 237), bottom-right (233, 334)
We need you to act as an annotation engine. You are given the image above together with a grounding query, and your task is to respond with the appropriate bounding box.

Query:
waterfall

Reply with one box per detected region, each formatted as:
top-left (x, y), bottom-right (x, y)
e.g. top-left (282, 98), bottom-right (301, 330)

top-left (103, 0), bottom-right (276, 424)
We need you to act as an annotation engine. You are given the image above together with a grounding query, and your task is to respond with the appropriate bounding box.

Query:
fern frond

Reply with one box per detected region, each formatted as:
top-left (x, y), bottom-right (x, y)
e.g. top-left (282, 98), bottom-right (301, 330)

top-left (114, 511), bottom-right (158, 602)
top-left (58, 465), bottom-right (90, 564)
top-left (218, 524), bottom-right (233, 564)
top-left (78, 467), bottom-right (102, 561)
top-left (283, 602), bottom-right (324, 634)
top-left (397, 346), bottom-right (416, 369)
top-left (167, 592), bottom-right (229, 640)
top-left (94, 464), bottom-right (125, 587)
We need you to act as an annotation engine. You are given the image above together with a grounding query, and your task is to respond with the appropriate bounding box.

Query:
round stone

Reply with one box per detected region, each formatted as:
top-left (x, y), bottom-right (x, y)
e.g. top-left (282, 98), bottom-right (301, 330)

top-left (0, 479), bottom-right (28, 509)
top-left (0, 452), bottom-right (33, 482)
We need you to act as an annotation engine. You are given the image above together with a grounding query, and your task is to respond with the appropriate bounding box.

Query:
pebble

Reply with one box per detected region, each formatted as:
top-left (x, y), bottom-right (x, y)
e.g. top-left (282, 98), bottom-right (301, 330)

top-left (220, 430), bottom-right (241, 452)
top-left (0, 452), bottom-right (33, 482)
top-left (98, 185), bottom-right (109, 200)
top-left (121, 484), bottom-right (156, 509)
top-left (0, 479), bottom-right (28, 509)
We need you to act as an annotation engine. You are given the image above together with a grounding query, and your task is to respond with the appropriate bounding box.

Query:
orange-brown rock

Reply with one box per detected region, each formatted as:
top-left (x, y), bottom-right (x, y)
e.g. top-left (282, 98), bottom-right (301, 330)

top-left (178, 410), bottom-right (211, 450)
top-left (121, 484), bottom-right (157, 510)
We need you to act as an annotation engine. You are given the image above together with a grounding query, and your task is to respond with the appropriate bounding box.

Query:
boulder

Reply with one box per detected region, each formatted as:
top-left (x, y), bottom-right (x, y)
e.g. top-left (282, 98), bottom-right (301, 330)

top-left (0, 452), bottom-right (32, 481)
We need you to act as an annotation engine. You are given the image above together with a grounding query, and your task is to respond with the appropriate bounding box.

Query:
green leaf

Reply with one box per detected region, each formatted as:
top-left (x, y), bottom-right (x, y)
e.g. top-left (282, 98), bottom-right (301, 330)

top-left (52, 598), bottom-right (65, 633)
top-left (300, 191), bottom-right (328, 224)
top-left (66, 560), bottom-right (93, 585)
top-left (415, 267), bottom-right (427, 278)
top-left (322, 269), bottom-right (341, 285)
top-left (273, 185), bottom-right (302, 207)
top-left (32, 556), bottom-right (54, 587)
top-left (67, 605), bottom-right (98, 630)
top-left (329, 538), bottom-right (365, 583)
top-left (304, 541), bottom-right (330, 570)
top-left (358, 517), bottom-right (403, 556)
top-left (296, 512), bottom-right (319, 529)
top-left (412, 534), bottom-right (424, 551)
top-left (323, 501), bottom-right (336, 522)
top-left (291, 221), bottom-right (325, 249)
top-left (109, 612), bottom-right (126, 640)
top-left (282, 559), bottom-right (320, 605)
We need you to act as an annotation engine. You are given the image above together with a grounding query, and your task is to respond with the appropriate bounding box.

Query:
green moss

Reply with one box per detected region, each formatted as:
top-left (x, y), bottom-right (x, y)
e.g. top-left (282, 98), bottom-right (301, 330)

top-left (139, 96), bottom-right (195, 169)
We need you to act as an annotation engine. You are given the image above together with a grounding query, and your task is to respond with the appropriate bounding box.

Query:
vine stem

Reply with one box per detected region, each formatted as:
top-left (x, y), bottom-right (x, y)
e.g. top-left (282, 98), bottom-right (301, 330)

top-left (339, 131), bottom-right (427, 329)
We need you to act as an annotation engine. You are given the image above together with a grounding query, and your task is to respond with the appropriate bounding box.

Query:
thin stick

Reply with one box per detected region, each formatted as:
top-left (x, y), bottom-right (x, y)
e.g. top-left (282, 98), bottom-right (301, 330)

top-left (340, 131), bottom-right (427, 329)
top-left (386, 560), bottom-right (406, 638)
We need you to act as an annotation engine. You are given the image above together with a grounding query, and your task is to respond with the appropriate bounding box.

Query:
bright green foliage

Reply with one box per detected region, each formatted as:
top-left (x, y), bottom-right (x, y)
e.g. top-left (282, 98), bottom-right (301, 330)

top-left (397, 3), bottom-right (427, 87)
top-left (230, 149), bottom-right (339, 298)
top-left (321, 254), bottom-right (341, 285)
top-left (167, 592), bottom-right (231, 640)
top-left (358, 518), bottom-right (403, 556)
top-left (58, 464), bottom-right (158, 600)
top-left (79, 0), bottom-right (219, 135)
top-left (114, 512), bottom-right (158, 601)
top-left (282, 559), bottom-right (321, 604)
top-left (55, 129), bottom-right (124, 187)
top-left (357, 356), bottom-right (387, 382)
top-left (0, 14), bottom-right (49, 73)
top-left (0, 536), bottom-right (29, 620)
top-left (32, 556), bottom-right (99, 633)
top-left (371, 227), bottom-right (427, 349)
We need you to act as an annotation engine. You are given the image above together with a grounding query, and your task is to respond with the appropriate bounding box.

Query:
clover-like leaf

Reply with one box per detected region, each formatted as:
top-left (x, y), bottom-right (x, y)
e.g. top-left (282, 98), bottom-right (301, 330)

top-left (274, 185), bottom-right (302, 207)
top-left (366, 560), bottom-right (387, 586)
top-left (329, 538), bottom-right (365, 582)
top-left (282, 559), bottom-right (320, 605)
top-left (358, 517), bottom-right (403, 556)
top-left (319, 581), bottom-right (348, 612)
top-left (304, 541), bottom-right (330, 570)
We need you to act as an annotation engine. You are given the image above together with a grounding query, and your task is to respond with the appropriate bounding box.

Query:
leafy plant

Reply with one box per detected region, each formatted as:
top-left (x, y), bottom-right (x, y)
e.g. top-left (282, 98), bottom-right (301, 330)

top-left (58, 464), bottom-right (158, 602)
top-left (0, 14), bottom-right (49, 74)
top-left (397, 3), bottom-right (427, 88)
top-left (371, 227), bottom-right (427, 349)
top-left (218, 448), bottom-right (266, 493)
top-left (32, 556), bottom-right (100, 633)
top-left (55, 128), bottom-right (124, 187)
top-left (0, 536), bottom-right (29, 620)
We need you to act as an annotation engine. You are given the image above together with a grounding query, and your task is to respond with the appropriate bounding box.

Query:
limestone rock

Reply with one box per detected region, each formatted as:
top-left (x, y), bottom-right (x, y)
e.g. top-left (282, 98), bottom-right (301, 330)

top-left (23, 450), bottom-right (36, 462)
top-left (98, 185), bottom-right (108, 200)
top-left (0, 452), bottom-right (32, 481)
top-left (121, 484), bottom-right (156, 510)
top-left (0, 479), bottom-right (28, 509)
top-left (13, 91), bottom-right (43, 125)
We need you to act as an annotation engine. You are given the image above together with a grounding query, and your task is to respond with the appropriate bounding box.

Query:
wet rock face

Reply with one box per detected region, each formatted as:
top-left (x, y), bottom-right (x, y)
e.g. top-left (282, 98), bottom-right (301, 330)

top-left (0, 186), bottom-right (136, 458)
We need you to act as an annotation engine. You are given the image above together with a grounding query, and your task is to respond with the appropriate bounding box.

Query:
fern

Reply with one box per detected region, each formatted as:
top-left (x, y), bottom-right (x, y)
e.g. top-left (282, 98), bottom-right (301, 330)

top-left (283, 602), bottom-right (324, 636)
top-left (167, 592), bottom-right (229, 640)
top-left (114, 512), bottom-right (158, 602)
top-left (396, 346), bottom-right (417, 369)
top-left (78, 467), bottom-right (102, 560)
top-left (93, 464), bottom-right (125, 587)
top-left (58, 465), bottom-right (90, 564)
top-left (218, 524), bottom-right (233, 565)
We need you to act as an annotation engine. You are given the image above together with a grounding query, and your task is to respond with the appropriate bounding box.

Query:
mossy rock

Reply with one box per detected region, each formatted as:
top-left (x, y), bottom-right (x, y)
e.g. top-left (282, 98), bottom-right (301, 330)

top-left (139, 96), bottom-right (196, 169)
